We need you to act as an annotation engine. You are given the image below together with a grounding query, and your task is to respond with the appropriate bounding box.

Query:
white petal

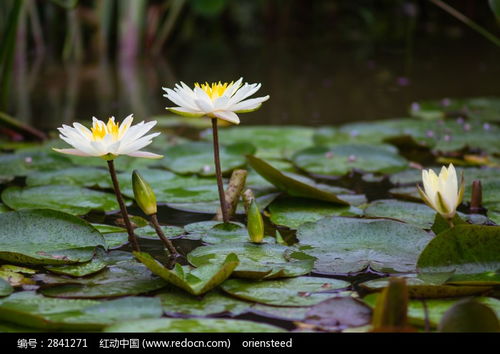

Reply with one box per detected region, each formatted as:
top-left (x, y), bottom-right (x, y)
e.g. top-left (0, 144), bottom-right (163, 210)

top-left (126, 151), bottom-right (163, 159)
top-left (212, 111), bottom-right (240, 125)
top-left (230, 95), bottom-right (270, 112)
top-left (167, 107), bottom-right (205, 117)
top-left (52, 148), bottom-right (93, 157)
top-left (195, 98), bottom-right (214, 114)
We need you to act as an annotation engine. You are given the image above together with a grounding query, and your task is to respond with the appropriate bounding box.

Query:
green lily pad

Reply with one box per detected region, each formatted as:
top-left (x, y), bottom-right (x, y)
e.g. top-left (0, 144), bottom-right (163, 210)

top-left (438, 299), bottom-right (500, 332)
top-left (446, 271), bottom-right (500, 286)
top-left (363, 293), bottom-right (500, 329)
top-left (188, 243), bottom-right (315, 279)
top-left (184, 221), bottom-right (249, 243)
top-left (203, 126), bottom-right (315, 159)
top-left (167, 192), bottom-right (280, 214)
top-left (134, 252), bottom-right (239, 295)
top-left (297, 217), bottom-right (433, 274)
top-left (221, 277), bottom-right (350, 307)
top-left (292, 144), bottom-right (408, 177)
top-left (303, 297), bottom-right (372, 329)
top-left (159, 142), bottom-right (255, 176)
top-left (417, 224), bottom-right (500, 274)
top-left (364, 199), bottom-right (439, 228)
top-left (39, 251), bottom-right (167, 298)
top-left (102, 232), bottom-right (129, 249)
top-left (111, 168), bottom-right (220, 203)
top-left (247, 155), bottom-right (352, 205)
top-left (0, 209), bottom-right (106, 265)
top-left (0, 291), bottom-right (162, 331)
top-left (360, 275), bottom-right (492, 299)
top-left (26, 167), bottom-right (110, 187)
top-left (0, 203), bottom-right (10, 213)
top-left (0, 265), bottom-right (36, 287)
top-left (268, 197), bottom-right (363, 229)
top-left (157, 288), bottom-right (252, 317)
top-left (1, 185), bottom-right (122, 215)
top-left (0, 150), bottom-right (73, 177)
top-left (45, 250), bottom-right (108, 277)
top-left (133, 225), bottom-right (185, 240)
top-left (0, 279), bottom-right (13, 297)
top-left (104, 317), bottom-right (284, 332)
top-left (250, 304), bottom-right (311, 321)
top-left (91, 223), bottom-right (126, 234)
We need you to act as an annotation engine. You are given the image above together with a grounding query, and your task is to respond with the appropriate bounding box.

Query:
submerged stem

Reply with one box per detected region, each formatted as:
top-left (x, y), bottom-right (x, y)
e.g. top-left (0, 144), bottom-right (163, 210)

top-left (211, 118), bottom-right (229, 223)
top-left (150, 213), bottom-right (179, 258)
top-left (107, 159), bottom-right (140, 252)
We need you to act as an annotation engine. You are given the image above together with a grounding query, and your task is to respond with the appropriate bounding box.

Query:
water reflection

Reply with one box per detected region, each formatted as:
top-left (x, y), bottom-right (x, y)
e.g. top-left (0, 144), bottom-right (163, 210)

top-left (11, 37), bottom-right (500, 131)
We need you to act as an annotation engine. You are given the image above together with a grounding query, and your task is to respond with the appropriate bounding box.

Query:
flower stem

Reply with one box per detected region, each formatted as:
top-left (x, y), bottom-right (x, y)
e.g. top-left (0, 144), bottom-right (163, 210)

top-left (107, 159), bottom-right (140, 252)
top-left (211, 118), bottom-right (229, 223)
top-left (149, 213), bottom-right (180, 258)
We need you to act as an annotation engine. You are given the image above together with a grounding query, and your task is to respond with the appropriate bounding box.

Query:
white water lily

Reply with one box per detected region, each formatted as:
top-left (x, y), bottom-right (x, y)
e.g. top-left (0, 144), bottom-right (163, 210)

top-left (162, 78), bottom-right (270, 125)
top-left (418, 163), bottom-right (464, 219)
top-left (54, 115), bottom-right (163, 159)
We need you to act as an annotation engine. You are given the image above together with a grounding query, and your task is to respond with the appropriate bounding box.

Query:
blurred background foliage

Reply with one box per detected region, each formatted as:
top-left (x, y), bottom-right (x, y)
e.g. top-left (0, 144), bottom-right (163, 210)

top-left (0, 0), bottom-right (499, 135)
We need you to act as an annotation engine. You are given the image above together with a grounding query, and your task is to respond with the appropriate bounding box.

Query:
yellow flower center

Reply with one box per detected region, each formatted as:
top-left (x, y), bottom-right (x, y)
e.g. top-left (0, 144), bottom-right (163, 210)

top-left (194, 81), bottom-right (232, 100)
top-left (90, 118), bottom-right (121, 141)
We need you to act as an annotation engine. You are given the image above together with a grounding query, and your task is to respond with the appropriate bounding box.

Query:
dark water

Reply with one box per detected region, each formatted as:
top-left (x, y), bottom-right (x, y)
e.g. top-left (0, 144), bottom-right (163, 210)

top-left (10, 37), bottom-right (500, 132)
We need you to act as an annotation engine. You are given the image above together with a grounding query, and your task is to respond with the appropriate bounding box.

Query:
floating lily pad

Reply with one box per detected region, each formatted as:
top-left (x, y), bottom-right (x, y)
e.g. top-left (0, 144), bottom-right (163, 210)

top-left (167, 192), bottom-right (280, 214)
top-left (45, 250), bottom-right (107, 277)
top-left (360, 275), bottom-right (492, 299)
top-left (91, 224), bottom-right (126, 234)
top-left (159, 142), bottom-right (255, 176)
top-left (446, 271), bottom-right (500, 286)
top-left (0, 265), bottom-right (36, 287)
top-left (188, 243), bottom-right (315, 279)
top-left (0, 203), bottom-right (10, 213)
top-left (133, 225), bottom-right (185, 240)
top-left (184, 221), bottom-right (249, 243)
top-left (221, 277), bottom-right (350, 307)
top-left (292, 144), bottom-right (408, 177)
top-left (303, 297), bottom-right (372, 330)
top-left (250, 304), bottom-right (311, 321)
top-left (0, 150), bottom-right (73, 177)
top-left (104, 317), bottom-right (284, 332)
top-left (40, 251), bottom-right (167, 298)
top-left (203, 126), bottom-right (315, 159)
top-left (134, 252), bottom-right (239, 295)
top-left (247, 155), bottom-right (352, 204)
top-left (410, 97), bottom-right (500, 122)
top-left (268, 197), bottom-right (363, 229)
top-left (297, 217), bottom-right (433, 274)
top-left (364, 199), bottom-right (438, 228)
top-left (1, 185), bottom-right (122, 215)
top-left (102, 233), bottom-right (129, 249)
top-left (26, 167), bottom-right (110, 187)
top-left (0, 279), bottom-right (13, 297)
top-left (0, 291), bottom-right (162, 331)
top-left (157, 288), bottom-right (252, 317)
top-left (0, 209), bottom-right (106, 265)
top-left (417, 224), bottom-right (500, 274)
top-left (363, 294), bottom-right (500, 329)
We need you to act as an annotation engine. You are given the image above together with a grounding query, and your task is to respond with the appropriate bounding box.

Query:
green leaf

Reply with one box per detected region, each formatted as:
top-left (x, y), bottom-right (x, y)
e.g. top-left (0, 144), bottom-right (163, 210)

top-left (160, 142), bottom-right (255, 176)
top-left (188, 243), bottom-right (315, 279)
top-left (297, 217), bottom-right (433, 274)
top-left (91, 224), bottom-right (126, 234)
top-left (364, 199), bottom-right (438, 229)
top-left (39, 251), bottom-right (167, 298)
top-left (104, 318), bottom-right (284, 332)
top-left (184, 221), bottom-right (249, 243)
top-left (303, 297), bottom-right (372, 330)
top-left (1, 185), bottom-right (122, 215)
top-left (45, 250), bottom-right (108, 277)
top-left (417, 224), bottom-right (500, 274)
top-left (438, 299), bottom-right (500, 332)
top-left (0, 151), bottom-right (73, 177)
top-left (26, 167), bottom-right (110, 187)
top-left (0, 209), bottom-right (105, 265)
top-left (133, 225), bottom-right (184, 240)
top-left (269, 197), bottom-right (362, 229)
top-left (247, 155), bottom-right (353, 204)
top-left (157, 288), bottom-right (252, 317)
top-left (0, 291), bottom-right (162, 331)
top-left (292, 144), bottom-right (408, 177)
top-left (134, 252), bottom-right (239, 295)
top-left (204, 126), bottom-right (315, 159)
top-left (0, 278), bottom-right (13, 297)
top-left (221, 277), bottom-right (350, 307)
top-left (430, 213), bottom-right (466, 235)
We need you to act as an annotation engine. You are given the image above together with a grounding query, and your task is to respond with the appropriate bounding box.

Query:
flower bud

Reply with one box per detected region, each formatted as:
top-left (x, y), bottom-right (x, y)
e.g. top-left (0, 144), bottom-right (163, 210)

top-left (132, 170), bottom-right (157, 216)
top-left (243, 189), bottom-right (264, 243)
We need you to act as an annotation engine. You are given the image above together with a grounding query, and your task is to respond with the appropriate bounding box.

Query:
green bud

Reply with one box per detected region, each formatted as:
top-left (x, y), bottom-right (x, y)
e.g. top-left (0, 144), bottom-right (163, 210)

top-left (132, 170), bottom-right (157, 216)
top-left (247, 198), bottom-right (264, 243)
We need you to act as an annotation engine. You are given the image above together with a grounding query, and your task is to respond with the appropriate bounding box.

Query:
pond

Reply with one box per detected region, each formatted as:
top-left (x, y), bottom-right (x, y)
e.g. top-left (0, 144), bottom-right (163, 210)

top-left (1, 1), bottom-right (500, 335)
